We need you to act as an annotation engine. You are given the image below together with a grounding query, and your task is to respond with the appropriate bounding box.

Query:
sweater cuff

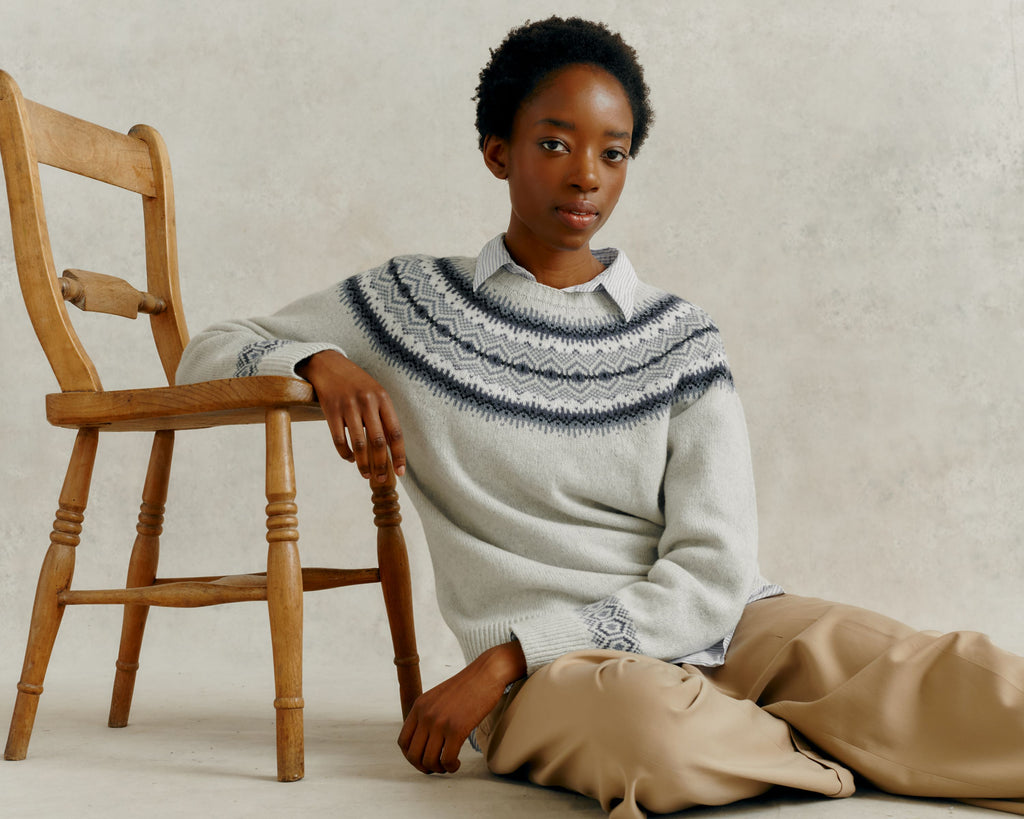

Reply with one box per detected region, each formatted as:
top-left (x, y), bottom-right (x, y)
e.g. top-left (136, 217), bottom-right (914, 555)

top-left (234, 340), bottom-right (344, 379)
top-left (510, 612), bottom-right (593, 676)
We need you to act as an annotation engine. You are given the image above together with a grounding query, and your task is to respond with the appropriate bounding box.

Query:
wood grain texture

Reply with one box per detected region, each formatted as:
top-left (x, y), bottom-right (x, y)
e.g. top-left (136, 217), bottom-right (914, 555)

top-left (373, 460), bottom-right (423, 717)
top-left (131, 123), bottom-right (189, 385)
top-left (0, 70), bottom-right (100, 391)
top-left (45, 376), bottom-right (323, 430)
top-left (5, 428), bottom-right (98, 760)
top-left (265, 409), bottom-right (304, 781)
top-left (60, 568), bottom-right (381, 607)
top-left (1, 69), bottom-right (421, 782)
top-left (108, 431), bottom-right (173, 728)
top-left (60, 268), bottom-right (166, 319)
top-left (25, 98), bottom-right (156, 195)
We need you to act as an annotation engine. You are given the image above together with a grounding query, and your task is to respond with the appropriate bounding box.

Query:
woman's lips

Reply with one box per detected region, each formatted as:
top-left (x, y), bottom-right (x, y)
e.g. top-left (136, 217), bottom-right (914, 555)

top-left (556, 201), bottom-right (599, 230)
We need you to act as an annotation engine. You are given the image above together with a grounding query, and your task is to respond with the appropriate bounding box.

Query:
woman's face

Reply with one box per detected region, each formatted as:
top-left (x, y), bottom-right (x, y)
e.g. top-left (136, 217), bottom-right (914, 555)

top-left (485, 64), bottom-right (634, 262)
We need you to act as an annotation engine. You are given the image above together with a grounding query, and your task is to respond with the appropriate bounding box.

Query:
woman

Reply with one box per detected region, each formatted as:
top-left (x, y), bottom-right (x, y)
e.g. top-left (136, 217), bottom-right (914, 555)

top-left (178, 16), bottom-right (1024, 818)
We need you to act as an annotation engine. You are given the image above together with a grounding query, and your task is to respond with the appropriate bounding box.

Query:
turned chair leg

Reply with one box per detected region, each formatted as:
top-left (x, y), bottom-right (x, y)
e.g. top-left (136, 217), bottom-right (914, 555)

top-left (265, 408), bottom-right (304, 782)
top-left (373, 464), bottom-right (422, 718)
top-left (5, 428), bottom-right (99, 761)
top-left (109, 430), bottom-right (174, 728)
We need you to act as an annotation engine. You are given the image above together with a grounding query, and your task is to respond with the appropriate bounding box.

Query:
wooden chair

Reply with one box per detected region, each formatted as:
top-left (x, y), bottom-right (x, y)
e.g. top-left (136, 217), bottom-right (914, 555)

top-left (0, 70), bottom-right (421, 782)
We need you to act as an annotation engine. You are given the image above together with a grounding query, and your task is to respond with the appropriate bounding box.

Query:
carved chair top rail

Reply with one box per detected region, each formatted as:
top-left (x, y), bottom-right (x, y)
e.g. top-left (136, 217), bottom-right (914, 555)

top-left (23, 98), bottom-right (157, 195)
top-left (0, 69), bottom-right (189, 394)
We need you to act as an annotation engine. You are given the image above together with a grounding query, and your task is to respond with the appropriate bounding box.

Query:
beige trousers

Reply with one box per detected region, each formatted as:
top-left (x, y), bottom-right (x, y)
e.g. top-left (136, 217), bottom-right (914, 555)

top-left (475, 595), bottom-right (1024, 818)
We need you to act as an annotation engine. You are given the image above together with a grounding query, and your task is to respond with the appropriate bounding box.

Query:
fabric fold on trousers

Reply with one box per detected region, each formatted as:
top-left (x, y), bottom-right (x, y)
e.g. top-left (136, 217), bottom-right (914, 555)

top-left (476, 595), bottom-right (1024, 817)
top-left (477, 649), bottom-right (855, 819)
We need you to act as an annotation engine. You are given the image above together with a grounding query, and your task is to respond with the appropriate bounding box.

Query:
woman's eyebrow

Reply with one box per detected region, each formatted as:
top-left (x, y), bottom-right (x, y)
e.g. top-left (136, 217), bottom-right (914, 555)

top-left (535, 117), bottom-right (631, 140)
top-left (535, 117), bottom-right (575, 129)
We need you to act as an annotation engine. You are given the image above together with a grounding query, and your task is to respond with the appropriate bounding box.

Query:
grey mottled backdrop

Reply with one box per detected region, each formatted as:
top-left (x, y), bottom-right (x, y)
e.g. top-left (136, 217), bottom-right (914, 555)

top-left (1, 1), bottom-right (1021, 706)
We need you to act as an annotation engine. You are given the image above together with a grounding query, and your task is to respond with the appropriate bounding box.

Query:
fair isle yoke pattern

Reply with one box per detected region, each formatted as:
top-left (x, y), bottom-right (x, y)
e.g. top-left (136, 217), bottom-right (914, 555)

top-left (341, 255), bottom-right (734, 433)
top-left (175, 247), bottom-right (772, 673)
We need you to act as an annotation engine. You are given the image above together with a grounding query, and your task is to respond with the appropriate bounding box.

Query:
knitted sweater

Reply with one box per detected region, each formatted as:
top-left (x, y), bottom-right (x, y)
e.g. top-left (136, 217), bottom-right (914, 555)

top-left (177, 246), bottom-right (775, 674)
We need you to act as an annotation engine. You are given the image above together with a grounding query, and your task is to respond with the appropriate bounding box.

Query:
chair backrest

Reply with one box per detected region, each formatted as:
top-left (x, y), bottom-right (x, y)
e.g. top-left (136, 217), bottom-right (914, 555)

top-left (0, 70), bottom-right (189, 392)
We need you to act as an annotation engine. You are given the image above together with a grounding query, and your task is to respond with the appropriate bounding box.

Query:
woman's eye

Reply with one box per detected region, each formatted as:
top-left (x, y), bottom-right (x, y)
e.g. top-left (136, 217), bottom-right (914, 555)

top-left (604, 148), bottom-right (628, 163)
top-left (540, 139), bottom-right (568, 152)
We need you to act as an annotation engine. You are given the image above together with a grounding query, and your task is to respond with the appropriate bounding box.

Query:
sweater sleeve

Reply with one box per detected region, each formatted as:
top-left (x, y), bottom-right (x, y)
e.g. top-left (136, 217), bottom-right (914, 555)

top-left (176, 281), bottom-right (357, 385)
top-left (511, 383), bottom-right (760, 675)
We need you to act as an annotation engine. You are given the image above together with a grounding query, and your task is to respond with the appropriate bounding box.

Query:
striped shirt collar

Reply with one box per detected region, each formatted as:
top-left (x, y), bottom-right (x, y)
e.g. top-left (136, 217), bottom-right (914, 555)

top-left (473, 234), bottom-right (638, 321)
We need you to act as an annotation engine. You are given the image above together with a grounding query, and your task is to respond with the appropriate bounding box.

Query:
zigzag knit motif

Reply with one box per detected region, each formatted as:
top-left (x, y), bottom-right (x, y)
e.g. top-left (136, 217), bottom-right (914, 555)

top-left (339, 255), bottom-right (734, 433)
top-left (234, 339), bottom-right (292, 377)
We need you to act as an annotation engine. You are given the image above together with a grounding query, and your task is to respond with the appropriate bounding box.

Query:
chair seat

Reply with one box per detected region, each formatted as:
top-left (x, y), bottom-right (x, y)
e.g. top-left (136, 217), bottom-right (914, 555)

top-left (46, 376), bottom-right (324, 431)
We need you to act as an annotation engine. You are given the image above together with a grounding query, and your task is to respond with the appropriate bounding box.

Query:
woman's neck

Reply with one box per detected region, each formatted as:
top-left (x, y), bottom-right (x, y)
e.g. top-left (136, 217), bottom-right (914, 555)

top-left (502, 233), bottom-right (604, 289)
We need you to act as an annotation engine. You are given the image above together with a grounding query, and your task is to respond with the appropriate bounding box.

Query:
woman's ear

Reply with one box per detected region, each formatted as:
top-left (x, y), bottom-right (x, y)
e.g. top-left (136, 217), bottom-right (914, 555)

top-left (482, 134), bottom-right (510, 180)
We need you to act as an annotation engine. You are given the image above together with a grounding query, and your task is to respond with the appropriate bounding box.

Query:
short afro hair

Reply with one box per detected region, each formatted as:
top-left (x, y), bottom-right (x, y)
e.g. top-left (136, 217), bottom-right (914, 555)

top-left (474, 16), bottom-right (654, 158)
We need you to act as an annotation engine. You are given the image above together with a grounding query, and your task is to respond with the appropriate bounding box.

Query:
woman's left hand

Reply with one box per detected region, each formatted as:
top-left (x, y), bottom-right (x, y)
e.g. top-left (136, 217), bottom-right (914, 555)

top-left (397, 641), bottom-right (526, 774)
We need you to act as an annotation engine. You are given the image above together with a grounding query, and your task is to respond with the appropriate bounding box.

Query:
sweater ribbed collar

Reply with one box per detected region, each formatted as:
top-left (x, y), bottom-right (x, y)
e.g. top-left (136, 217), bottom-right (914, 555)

top-left (472, 234), bottom-right (638, 321)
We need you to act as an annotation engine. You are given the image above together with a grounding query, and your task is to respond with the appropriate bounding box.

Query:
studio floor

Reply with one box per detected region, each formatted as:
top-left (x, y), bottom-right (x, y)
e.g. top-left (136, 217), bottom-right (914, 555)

top-left (0, 667), bottom-right (1006, 819)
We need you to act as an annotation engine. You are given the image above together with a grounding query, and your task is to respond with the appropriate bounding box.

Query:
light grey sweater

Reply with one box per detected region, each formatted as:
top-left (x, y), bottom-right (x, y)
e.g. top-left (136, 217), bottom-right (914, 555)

top-left (177, 249), bottom-right (777, 674)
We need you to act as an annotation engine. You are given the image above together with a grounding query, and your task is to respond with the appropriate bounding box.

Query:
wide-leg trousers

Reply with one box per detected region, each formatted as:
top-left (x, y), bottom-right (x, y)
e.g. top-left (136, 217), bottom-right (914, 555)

top-left (474, 595), bottom-right (1024, 818)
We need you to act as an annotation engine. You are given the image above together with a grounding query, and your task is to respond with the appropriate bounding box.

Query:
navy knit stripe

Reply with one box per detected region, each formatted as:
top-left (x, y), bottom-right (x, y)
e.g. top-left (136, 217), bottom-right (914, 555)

top-left (433, 256), bottom-right (688, 341)
top-left (344, 276), bottom-right (731, 430)
top-left (364, 265), bottom-right (720, 384)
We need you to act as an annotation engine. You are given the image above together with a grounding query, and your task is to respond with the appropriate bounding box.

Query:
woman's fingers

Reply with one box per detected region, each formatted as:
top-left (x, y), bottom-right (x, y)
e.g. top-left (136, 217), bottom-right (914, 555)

top-left (397, 714), bottom-right (433, 774)
top-left (379, 397), bottom-right (407, 477)
top-left (300, 351), bottom-right (405, 480)
top-left (342, 395), bottom-right (390, 482)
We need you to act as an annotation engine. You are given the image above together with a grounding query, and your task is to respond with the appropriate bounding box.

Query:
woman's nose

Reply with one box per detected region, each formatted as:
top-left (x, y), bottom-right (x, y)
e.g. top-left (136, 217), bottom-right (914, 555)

top-left (569, 151), bottom-right (599, 191)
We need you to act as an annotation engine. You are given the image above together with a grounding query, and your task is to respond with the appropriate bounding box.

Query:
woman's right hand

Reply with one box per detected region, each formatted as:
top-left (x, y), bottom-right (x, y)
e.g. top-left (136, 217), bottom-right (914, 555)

top-left (296, 350), bottom-right (406, 484)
